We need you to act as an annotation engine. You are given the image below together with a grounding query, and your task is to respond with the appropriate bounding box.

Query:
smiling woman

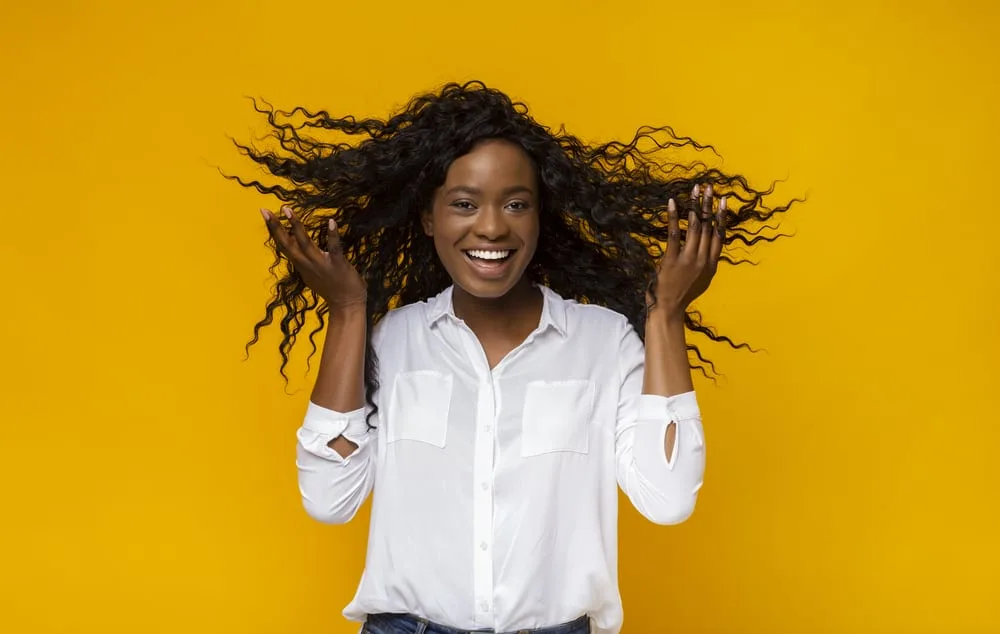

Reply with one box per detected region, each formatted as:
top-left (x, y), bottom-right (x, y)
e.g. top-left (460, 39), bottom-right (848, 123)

top-left (228, 81), bottom-right (796, 634)
top-left (424, 140), bottom-right (541, 302)
top-left (231, 82), bottom-right (792, 384)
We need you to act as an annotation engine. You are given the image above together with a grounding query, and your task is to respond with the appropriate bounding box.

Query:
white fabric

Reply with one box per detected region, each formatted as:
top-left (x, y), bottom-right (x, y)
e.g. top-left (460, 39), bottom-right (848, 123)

top-left (296, 285), bottom-right (706, 634)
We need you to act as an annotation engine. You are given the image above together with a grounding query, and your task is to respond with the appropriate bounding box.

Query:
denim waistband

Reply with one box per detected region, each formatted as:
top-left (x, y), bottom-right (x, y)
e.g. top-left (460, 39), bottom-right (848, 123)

top-left (363, 613), bottom-right (591, 634)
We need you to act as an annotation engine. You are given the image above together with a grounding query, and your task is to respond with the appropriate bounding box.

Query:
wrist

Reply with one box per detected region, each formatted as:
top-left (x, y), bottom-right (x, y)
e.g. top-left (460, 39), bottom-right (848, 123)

top-left (328, 301), bottom-right (367, 321)
top-left (645, 309), bottom-right (687, 348)
top-left (646, 303), bottom-right (687, 328)
top-left (642, 306), bottom-right (694, 397)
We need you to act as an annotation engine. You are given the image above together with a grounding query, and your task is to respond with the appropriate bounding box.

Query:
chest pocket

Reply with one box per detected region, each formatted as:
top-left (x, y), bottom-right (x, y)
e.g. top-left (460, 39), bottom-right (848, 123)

top-left (521, 379), bottom-right (595, 457)
top-left (386, 370), bottom-right (452, 448)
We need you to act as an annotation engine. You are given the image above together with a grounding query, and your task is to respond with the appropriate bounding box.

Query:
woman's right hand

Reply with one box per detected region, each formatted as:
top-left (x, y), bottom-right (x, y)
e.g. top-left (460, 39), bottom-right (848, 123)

top-left (260, 205), bottom-right (367, 310)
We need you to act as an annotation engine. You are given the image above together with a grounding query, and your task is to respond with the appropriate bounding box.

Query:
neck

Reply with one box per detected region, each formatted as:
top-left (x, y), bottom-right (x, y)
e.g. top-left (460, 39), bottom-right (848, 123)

top-left (452, 277), bottom-right (543, 334)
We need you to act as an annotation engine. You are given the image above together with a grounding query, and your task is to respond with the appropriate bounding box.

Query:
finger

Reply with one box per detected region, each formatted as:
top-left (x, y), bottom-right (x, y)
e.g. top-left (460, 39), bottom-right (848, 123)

top-left (697, 184), bottom-right (714, 262)
top-left (701, 183), bottom-right (714, 219)
top-left (665, 198), bottom-right (681, 260)
top-left (261, 208), bottom-right (298, 257)
top-left (684, 185), bottom-right (702, 258)
top-left (325, 218), bottom-right (344, 257)
top-left (283, 206), bottom-right (320, 259)
top-left (709, 195), bottom-right (727, 269)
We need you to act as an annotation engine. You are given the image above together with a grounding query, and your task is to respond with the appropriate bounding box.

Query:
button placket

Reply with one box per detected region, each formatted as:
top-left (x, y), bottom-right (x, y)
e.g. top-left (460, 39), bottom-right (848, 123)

top-left (459, 323), bottom-right (497, 629)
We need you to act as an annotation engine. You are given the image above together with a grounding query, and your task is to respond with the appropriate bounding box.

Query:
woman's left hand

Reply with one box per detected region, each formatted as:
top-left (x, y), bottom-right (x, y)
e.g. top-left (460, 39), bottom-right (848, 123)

top-left (648, 184), bottom-right (727, 318)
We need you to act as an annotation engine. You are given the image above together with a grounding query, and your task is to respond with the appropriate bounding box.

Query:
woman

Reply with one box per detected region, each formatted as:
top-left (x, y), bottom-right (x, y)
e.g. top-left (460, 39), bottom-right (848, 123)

top-left (234, 81), bottom-right (790, 634)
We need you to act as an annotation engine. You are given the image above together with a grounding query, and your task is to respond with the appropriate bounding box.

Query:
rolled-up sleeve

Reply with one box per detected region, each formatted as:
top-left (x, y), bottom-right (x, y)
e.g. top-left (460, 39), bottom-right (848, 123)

top-left (296, 401), bottom-right (377, 524)
top-left (614, 324), bottom-right (706, 525)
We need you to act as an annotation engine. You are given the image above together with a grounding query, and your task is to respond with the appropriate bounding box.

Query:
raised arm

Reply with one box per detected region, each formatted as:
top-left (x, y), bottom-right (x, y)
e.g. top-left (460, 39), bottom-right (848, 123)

top-left (261, 206), bottom-right (376, 523)
top-left (614, 323), bottom-right (705, 525)
top-left (615, 185), bottom-right (726, 524)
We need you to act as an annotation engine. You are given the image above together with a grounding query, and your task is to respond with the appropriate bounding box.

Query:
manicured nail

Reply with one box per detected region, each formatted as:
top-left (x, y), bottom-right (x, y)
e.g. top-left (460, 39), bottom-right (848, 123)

top-left (718, 197), bottom-right (726, 235)
top-left (329, 219), bottom-right (336, 230)
top-left (668, 198), bottom-right (676, 212)
top-left (693, 184), bottom-right (700, 197)
top-left (260, 208), bottom-right (270, 220)
top-left (282, 206), bottom-right (292, 219)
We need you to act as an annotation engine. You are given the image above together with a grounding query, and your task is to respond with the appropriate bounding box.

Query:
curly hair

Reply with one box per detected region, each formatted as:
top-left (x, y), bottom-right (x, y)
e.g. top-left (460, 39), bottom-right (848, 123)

top-left (227, 81), bottom-right (796, 425)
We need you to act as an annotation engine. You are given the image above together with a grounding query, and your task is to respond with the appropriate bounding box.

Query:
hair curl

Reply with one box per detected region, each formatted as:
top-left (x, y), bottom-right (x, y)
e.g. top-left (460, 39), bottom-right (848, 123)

top-left (227, 81), bottom-right (797, 425)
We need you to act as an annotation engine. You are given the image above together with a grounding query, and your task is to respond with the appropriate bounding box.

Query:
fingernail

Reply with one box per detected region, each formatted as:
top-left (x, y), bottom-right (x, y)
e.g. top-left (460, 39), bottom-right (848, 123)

top-left (260, 208), bottom-right (270, 220)
top-left (329, 219), bottom-right (336, 230)
top-left (720, 196), bottom-right (727, 210)
top-left (693, 184), bottom-right (700, 197)
top-left (668, 198), bottom-right (676, 211)
top-left (282, 206), bottom-right (292, 219)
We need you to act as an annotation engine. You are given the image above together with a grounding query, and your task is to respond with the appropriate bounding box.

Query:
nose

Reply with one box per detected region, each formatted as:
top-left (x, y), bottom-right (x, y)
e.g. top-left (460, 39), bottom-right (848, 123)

top-left (472, 205), bottom-right (509, 240)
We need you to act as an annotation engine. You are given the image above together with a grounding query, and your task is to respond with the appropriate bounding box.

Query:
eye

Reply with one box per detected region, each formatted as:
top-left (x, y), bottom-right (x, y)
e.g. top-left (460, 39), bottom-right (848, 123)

top-left (451, 200), bottom-right (475, 210)
top-left (506, 200), bottom-right (530, 211)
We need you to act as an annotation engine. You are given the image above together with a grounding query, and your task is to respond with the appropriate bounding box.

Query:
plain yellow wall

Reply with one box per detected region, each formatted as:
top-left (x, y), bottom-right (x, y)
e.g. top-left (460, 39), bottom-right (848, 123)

top-left (2, 1), bottom-right (998, 632)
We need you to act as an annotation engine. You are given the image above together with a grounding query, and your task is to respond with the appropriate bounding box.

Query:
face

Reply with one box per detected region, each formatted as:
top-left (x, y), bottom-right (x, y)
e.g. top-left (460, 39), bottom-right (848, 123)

top-left (422, 139), bottom-right (540, 299)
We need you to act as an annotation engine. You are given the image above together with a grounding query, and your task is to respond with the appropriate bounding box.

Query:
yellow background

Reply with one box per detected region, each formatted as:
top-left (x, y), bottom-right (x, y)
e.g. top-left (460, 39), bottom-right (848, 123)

top-left (2, 1), bottom-right (998, 632)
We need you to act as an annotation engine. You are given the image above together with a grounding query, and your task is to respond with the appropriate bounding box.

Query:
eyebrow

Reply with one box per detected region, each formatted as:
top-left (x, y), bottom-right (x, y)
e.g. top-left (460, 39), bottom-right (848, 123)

top-left (445, 185), bottom-right (535, 196)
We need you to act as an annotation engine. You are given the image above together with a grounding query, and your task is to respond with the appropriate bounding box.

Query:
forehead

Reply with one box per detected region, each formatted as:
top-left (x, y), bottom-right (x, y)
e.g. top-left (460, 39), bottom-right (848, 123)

top-left (443, 139), bottom-right (536, 189)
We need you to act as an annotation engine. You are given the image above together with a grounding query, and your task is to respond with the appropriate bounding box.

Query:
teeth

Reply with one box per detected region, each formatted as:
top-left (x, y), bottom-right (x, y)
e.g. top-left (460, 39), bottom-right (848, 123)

top-left (467, 249), bottom-right (511, 261)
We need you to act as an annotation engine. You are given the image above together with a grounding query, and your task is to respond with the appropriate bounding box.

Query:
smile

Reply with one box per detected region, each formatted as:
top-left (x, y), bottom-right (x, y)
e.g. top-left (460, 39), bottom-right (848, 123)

top-left (464, 249), bottom-right (513, 261)
top-left (462, 248), bottom-right (517, 281)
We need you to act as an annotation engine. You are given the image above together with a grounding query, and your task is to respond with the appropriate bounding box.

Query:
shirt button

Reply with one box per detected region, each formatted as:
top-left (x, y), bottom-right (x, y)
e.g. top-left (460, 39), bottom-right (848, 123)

top-left (481, 481), bottom-right (489, 491)
top-left (480, 542), bottom-right (488, 551)
top-left (480, 601), bottom-right (490, 612)
top-left (484, 425), bottom-right (492, 433)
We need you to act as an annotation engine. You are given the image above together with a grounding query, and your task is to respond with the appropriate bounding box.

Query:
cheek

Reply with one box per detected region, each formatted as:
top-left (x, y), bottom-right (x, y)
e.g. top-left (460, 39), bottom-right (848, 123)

top-left (431, 233), bottom-right (450, 261)
top-left (429, 225), bottom-right (461, 266)
top-left (523, 216), bottom-right (541, 250)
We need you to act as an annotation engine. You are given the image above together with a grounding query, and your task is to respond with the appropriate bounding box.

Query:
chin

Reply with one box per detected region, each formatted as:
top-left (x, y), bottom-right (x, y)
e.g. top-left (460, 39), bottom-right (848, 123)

top-left (454, 276), bottom-right (524, 300)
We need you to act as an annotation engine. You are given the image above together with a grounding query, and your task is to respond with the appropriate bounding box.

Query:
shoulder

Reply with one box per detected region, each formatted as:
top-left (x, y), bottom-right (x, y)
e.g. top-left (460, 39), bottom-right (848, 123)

top-left (568, 302), bottom-right (631, 331)
top-left (370, 285), bottom-right (456, 350)
top-left (542, 287), bottom-right (643, 378)
top-left (543, 287), bottom-right (633, 338)
top-left (377, 300), bottom-right (427, 327)
top-left (371, 300), bottom-right (430, 345)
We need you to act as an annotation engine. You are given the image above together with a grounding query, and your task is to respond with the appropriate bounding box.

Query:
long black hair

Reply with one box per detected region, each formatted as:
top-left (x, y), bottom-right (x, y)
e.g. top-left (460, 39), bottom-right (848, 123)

top-left (228, 81), bottom-right (795, 424)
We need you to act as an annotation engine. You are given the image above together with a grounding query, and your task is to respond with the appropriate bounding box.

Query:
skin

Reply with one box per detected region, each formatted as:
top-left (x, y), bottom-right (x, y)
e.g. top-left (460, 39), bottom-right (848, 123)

top-left (259, 139), bottom-right (726, 461)
top-left (644, 186), bottom-right (727, 455)
top-left (259, 208), bottom-right (367, 458)
top-left (420, 139), bottom-right (544, 368)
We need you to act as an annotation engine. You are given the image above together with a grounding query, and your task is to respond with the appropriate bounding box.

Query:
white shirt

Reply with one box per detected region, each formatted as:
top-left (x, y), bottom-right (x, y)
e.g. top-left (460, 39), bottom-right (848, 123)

top-left (295, 285), bottom-right (706, 634)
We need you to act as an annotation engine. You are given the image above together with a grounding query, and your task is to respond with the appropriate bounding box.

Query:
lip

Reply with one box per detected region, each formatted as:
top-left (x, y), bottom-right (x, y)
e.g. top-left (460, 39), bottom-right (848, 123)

top-left (463, 245), bottom-right (518, 253)
top-left (462, 249), bottom-right (516, 281)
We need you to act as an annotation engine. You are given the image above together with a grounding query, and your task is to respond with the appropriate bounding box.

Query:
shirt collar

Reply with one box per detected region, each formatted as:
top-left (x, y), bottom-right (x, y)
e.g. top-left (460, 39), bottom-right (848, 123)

top-left (425, 284), bottom-right (569, 338)
top-left (425, 286), bottom-right (455, 327)
top-left (537, 285), bottom-right (569, 337)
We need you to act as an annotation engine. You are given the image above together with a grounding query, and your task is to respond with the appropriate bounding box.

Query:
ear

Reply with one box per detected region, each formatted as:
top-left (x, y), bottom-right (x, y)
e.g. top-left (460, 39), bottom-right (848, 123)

top-left (421, 207), bottom-right (434, 237)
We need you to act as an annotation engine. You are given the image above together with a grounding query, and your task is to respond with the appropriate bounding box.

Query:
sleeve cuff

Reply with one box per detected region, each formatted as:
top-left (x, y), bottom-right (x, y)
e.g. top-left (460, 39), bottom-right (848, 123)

top-left (298, 402), bottom-right (369, 462)
top-left (637, 391), bottom-right (701, 422)
top-left (636, 391), bottom-right (702, 470)
top-left (303, 401), bottom-right (369, 436)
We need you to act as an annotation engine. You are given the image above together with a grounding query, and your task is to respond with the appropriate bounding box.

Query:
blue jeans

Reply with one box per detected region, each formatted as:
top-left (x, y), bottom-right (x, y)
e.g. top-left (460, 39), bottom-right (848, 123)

top-left (362, 613), bottom-right (591, 634)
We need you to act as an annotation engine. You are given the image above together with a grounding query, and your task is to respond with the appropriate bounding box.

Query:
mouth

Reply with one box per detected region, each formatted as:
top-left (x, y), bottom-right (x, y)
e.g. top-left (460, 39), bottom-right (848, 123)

top-left (462, 248), bottom-right (517, 280)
